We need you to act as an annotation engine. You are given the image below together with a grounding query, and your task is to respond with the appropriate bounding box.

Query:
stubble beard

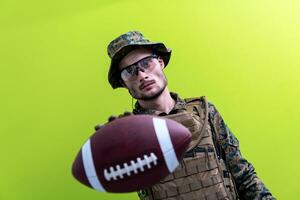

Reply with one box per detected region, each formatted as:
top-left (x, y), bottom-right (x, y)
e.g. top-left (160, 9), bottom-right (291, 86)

top-left (129, 78), bottom-right (168, 101)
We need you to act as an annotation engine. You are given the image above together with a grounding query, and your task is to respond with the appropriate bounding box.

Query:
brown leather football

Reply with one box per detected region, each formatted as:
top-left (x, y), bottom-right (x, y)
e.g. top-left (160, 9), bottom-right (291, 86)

top-left (72, 115), bottom-right (191, 193)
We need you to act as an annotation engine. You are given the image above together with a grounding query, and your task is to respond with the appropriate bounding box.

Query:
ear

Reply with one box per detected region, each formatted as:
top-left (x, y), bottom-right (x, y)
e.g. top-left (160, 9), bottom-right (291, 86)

top-left (158, 57), bottom-right (165, 69)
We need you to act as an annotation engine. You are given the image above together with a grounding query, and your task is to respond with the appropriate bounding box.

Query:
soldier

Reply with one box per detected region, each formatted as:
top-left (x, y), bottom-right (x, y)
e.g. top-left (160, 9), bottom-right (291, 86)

top-left (97, 31), bottom-right (276, 200)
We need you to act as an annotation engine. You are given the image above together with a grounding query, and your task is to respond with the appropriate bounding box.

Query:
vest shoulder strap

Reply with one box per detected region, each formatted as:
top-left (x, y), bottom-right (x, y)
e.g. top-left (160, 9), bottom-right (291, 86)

top-left (183, 96), bottom-right (209, 150)
top-left (184, 96), bottom-right (207, 113)
top-left (184, 96), bottom-right (225, 160)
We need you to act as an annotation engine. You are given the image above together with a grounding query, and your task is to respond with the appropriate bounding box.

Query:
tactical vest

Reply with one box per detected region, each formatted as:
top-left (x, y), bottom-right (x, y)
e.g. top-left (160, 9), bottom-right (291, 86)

top-left (138, 96), bottom-right (239, 200)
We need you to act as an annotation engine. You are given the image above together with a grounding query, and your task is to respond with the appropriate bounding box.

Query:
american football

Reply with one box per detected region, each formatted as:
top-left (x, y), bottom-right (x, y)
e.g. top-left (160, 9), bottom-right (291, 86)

top-left (72, 114), bottom-right (192, 193)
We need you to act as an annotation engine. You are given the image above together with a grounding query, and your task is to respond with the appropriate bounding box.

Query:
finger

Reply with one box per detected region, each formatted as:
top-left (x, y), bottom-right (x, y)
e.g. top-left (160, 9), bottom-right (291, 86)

top-left (123, 111), bottom-right (132, 116)
top-left (94, 124), bottom-right (104, 131)
top-left (108, 115), bottom-right (117, 122)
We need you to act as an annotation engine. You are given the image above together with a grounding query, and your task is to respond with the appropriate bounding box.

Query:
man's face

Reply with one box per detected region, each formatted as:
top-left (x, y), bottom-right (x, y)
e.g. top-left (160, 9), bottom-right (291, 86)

top-left (119, 48), bottom-right (167, 100)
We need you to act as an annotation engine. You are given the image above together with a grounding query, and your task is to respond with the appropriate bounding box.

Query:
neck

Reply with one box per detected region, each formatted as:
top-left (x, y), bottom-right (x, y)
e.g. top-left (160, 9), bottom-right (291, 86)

top-left (137, 88), bottom-right (175, 114)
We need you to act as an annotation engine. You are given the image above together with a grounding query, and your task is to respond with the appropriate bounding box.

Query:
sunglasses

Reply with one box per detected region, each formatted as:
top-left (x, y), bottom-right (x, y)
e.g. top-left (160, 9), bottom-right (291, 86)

top-left (120, 55), bottom-right (158, 81)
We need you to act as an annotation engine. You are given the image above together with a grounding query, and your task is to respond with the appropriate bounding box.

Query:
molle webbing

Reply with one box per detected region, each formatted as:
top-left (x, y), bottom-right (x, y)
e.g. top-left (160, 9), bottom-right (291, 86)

top-left (165, 96), bottom-right (209, 151)
top-left (137, 96), bottom-right (238, 200)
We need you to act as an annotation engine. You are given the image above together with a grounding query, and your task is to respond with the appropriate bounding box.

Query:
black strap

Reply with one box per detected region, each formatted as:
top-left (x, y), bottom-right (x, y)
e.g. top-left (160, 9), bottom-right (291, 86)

top-left (207, 104), bottom-right (240, 199)
top-left (208, 111), bottom-right (226, 160)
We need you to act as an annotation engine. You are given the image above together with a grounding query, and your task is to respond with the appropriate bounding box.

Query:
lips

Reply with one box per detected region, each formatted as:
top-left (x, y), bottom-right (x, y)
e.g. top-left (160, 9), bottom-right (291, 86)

top-left (140, 80), bottom-right (155, 90)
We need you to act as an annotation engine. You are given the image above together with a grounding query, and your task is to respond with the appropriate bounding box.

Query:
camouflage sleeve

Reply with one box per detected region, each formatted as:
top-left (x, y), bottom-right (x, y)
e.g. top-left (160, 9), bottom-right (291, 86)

top-left (208, 102), bottom-right (276, 200)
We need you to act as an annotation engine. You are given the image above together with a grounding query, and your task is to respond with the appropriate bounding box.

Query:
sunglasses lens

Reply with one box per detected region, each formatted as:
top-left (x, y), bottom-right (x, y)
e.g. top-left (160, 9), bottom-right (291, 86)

top-left (139, 57), bottom-right (152, 69)
top-left (121, 65), bottom-right (135, 81)
top-left (120, 55), bottom-right (157, 81)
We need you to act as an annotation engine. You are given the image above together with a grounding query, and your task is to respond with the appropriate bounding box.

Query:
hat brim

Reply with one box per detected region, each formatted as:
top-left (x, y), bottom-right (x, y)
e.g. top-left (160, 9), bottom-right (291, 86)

top-left (108, 42), bottom-right (172, 89)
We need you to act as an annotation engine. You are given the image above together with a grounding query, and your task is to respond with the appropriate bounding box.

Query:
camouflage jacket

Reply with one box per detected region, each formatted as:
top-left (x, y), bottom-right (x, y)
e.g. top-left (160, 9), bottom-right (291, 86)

top-left (133, 92), bottom-right (276, 200)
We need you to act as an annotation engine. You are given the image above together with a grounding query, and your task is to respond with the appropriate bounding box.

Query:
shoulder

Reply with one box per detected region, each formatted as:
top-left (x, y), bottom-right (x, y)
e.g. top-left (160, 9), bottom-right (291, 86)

top-left (183, 96), bottom-right (219, 115)
top-left (204, 99), bottom-right (220, 117)
top-left (205, 99), bottom-right (240, 147)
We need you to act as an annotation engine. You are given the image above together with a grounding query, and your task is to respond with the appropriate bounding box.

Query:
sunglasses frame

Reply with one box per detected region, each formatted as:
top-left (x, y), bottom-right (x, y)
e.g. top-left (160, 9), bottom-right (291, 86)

top-left (120, 54), bottom-right (158, 81)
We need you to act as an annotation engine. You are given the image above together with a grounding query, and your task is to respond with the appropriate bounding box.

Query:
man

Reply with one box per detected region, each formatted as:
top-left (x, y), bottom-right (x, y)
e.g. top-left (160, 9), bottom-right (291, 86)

top-left (98, 31), bottom-right (275, 200)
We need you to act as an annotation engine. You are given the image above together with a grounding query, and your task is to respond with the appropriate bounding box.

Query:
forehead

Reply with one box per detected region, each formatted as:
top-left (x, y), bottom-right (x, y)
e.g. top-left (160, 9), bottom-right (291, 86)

top-left (119, 48), bottom-right (153, 70)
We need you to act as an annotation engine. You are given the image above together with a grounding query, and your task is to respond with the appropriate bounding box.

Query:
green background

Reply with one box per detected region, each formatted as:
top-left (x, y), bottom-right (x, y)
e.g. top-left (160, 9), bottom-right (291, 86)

top-left (1, 0), bottom-right (299, 199)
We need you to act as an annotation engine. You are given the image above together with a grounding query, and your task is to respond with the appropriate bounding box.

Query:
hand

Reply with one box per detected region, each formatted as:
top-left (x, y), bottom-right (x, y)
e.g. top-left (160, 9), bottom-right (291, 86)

top-left (94, 111), bottom-right (133, 131)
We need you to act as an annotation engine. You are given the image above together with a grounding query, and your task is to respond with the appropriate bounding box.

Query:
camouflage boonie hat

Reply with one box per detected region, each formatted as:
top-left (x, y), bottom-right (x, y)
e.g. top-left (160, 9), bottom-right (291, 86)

top-left (107, 31), bottom-right (172, 89)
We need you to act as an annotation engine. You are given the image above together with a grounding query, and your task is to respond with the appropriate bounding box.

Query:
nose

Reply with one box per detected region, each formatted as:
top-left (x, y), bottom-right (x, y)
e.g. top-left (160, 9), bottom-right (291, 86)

top-left (136, 68), bottom-right (149, 82)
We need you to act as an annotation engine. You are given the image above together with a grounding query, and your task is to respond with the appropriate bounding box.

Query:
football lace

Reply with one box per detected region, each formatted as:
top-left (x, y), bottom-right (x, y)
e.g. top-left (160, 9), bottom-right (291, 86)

top-left (103, 152), bottom-right (158, 181)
